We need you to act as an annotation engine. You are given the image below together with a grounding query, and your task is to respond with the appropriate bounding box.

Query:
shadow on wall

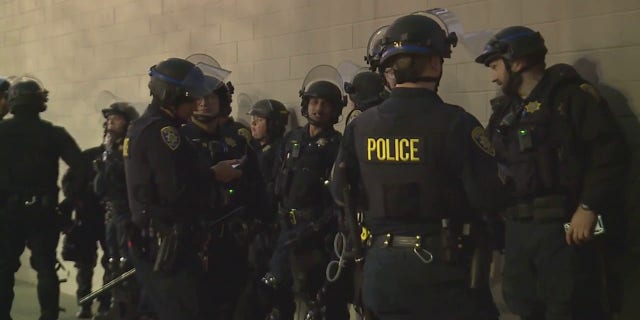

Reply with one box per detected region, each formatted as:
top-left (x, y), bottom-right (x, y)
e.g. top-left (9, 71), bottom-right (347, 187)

top-left (573, 57), bottom-right (640, 320)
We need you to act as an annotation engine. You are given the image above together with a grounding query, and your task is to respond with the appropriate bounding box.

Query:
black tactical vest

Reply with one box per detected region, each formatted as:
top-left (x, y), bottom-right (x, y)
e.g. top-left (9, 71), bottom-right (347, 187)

top-left (487, 64), bottom-right (585, 201)
top-left (351, 89), bottom-right (474, 227)
top-left (275, 126), bottom-right (341, 211)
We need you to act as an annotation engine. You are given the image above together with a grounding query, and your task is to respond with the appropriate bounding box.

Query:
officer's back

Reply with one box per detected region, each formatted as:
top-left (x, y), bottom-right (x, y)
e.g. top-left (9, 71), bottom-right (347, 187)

top-left (0, 78), bottom-right (84, 206)
top-left (351, 87), bottom-right (505, 234)
top-left (333, 14), bottom-right (507, 320)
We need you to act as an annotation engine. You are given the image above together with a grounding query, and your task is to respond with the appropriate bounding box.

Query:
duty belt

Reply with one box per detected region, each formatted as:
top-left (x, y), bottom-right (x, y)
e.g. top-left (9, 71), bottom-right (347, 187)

top-left (368, 234), bottom-right (445, 264)
top-left (368, 234), bottom-right (443, 249)
top-left (502, 195), bottom-right (567, 222)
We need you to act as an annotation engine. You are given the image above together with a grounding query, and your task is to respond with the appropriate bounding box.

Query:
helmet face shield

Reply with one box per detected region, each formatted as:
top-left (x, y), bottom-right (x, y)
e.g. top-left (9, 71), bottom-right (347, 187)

top-left (365, 25), bottom-right (389, 72)
top-left (186, 53), bottom-right (232, 93)
top-left (299, 65), bottom-right (347, 125)
top-left (149, 64), bottom-right (208, 98)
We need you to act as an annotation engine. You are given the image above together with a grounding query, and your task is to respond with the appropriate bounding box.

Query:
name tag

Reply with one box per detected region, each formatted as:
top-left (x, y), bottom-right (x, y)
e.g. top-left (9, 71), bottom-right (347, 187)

top-left (365, 137), bottom-right (422, 163)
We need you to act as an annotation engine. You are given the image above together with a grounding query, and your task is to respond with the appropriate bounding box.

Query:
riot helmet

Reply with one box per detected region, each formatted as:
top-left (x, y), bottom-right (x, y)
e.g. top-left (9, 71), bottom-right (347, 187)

top-left (102, 102), bottom-right (139, 123)
top-left (344, 70), bottom-right (388, 110)
top-left (475, 26), bottom-right (547, 97)
top-left (299, 65), bottom-right (347, 125)
top-left (474, 26), bottom-right (547, 67)
top-left (185, 53), bottom-right (233, 119)
top-left (8, 75), bottom-right (49, 114)
top-left (379, 10), bottom-right (458, 85)
top-left (248, 99), bottom-right (289, 139)
top-left (148, 57), bottom-right (212, 108)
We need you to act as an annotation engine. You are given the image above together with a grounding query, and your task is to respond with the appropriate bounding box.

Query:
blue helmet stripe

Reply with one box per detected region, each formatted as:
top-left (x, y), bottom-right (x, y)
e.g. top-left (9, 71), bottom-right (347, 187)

top-left (381, 44), bottom-right (433, 61)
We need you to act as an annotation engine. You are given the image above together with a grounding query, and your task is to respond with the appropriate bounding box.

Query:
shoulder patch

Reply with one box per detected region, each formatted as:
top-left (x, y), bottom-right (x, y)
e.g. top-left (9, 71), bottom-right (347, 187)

top-left (237, 127), bottom-right (251, 143)
top-left (346, 109), bottom-right (362, 125)
top-left (471, 126), bottom-right (495, 157)
top-left (579, 83), bottom-right (601, 102)
top-left (122, 138), bottom-right (130, 158)
top-left (225, 136), bottom-right (237, 148)
top-left (160, 126), bottom-right (181, 151)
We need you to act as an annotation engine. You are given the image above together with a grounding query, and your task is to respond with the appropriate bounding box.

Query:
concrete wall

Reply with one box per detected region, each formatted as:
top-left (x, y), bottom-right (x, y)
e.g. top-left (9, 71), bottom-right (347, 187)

top-left (3, 0), bottom-right (639, 318)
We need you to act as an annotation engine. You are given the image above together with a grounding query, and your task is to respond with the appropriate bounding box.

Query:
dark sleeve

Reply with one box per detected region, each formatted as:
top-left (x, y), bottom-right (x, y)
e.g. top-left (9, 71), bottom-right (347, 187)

top-left (145, 125), bottom-right (191, 220)
top-left (445, 112), bottom-right (510, 213)
top-left (565, 85), bottom-right (630, 214)
top-left (55, 127), bottom-right (88, 199)
top-left (55, 127), bottom-right (85, 172)
top-left (149, 126), bottom-right (187, 206)
top-left (271, 131), bottom-right (291, 200)
top-left (330, 123), bottom-right (360, 206)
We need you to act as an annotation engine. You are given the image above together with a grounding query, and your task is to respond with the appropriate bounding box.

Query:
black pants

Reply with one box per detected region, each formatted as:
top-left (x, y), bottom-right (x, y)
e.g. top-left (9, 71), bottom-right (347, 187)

top-left (105, 213), bottom-right (131, 266)
top-left (503, 220), bottom-right (606, 320)
top-left (363, 246), bottom-right (497, 320)
top-left (0, 215), bottom-right (60, 320)
top-left (235, 227), bottom-right (277, 320)
top-left (130, 250), bottom-right (204, 320)
top-left (74, 235), bottom-right (110, 311)
top-left (199, 229), bottom-right (249, 320)
top-left (268, 225), bottom-right (349, 320)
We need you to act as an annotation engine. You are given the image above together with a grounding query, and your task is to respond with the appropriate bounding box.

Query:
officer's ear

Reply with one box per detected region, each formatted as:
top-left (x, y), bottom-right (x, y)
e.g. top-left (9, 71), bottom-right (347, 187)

top-left (510, 58), bottom-right (527, 73)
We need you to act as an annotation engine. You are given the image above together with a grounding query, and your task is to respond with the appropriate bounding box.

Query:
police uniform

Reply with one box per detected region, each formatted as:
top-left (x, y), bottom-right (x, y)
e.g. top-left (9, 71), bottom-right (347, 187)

top-left (335, 87), bottom-right (507, 320)
top-left (256, 137), bottom-right (283, 222)
top-left (180, 119), bottom-right (258, 320)
top-left (95, 136), bottom-right (145, 319)
top-left (0, 106), bottom-right (86, 320)
top-left (124, 106), bottom-right (210, 320)
top-left (267, 123), bottom-right (347, 319)
top-left (487, 64), bottom-right (629, 320)
top-left (61, 145), bottom-right (111, 317)
top-left (96, 137), bottom-right (133, 268)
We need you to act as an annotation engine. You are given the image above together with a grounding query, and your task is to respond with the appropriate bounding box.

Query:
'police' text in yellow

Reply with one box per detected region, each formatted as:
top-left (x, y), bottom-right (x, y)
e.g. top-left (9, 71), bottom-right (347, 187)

top-left (366, 138), bottom-right (421, 162)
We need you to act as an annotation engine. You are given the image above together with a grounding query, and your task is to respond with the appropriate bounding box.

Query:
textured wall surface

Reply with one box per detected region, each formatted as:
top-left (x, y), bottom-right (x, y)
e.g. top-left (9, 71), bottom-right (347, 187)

top-left (2, 0), bottom-right (638, 318)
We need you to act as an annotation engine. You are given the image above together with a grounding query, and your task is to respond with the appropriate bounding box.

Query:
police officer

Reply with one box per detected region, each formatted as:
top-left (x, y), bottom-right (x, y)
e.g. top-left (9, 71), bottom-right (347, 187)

top-left (96, 103), bottom-right (139, 270)
top-left (93, 102), bottom-right (139, 320)
top-left (248, 99), bottom-right (289, 212)
top-left (124, 58), bottom-right (237, 320)
top-left (179, 58), bottom-right (260, 319)
top-left (0, 76), bottom-right (86, 320)
top-left (343, 70), bottom-right (388, 125)
top-left (234, 99), bottom-right (290, 320)
top-left (331, 14), bottom-right (509, 320)
top-left (475, 26), bottom-right (629, 320)
top-left (263, 67), bottom-right (348, 320)
top-left (60, 139), bottom-right (110, 319)
top-left (0, 77), bottom-right (9, 120)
